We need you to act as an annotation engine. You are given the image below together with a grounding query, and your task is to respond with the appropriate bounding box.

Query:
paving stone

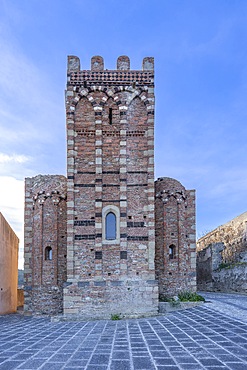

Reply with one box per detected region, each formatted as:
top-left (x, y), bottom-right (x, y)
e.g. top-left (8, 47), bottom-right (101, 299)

top-left (63, 359), bottom-right (88, 367)
top-left (132, 356), bottom-right (155, 369)
top-left (199, 358), bottom-right (227, 367)
top-left (89, 354), bottom-right (110, 364)
top-left (156, 366), bottom-right (180, 370)
top-left (154, 357), bottom-right (177, 365)
top-left (0, 361), bottom-right (25, 369)
top-left (1, 297), bottom-right (247, 370)
top-left (18, 359), bottom-right (47, 368)
top-left (39, 363), bottom-right (65, 370)
top-left (109, 360), bottom-right (131, 370)
top-left (112, 351), bottom-right (130, 359)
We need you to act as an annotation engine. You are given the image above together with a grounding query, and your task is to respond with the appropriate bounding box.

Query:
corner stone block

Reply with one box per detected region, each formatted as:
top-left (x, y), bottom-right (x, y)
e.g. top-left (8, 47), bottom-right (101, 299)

top-left (143, 57), bottom-right (154, 71)
top-left (67, 56), bottom-right (80, 71)
top-left (117, 56), bottom-right (130, 70)
top-left (91, 56), bottom-right (104, 71)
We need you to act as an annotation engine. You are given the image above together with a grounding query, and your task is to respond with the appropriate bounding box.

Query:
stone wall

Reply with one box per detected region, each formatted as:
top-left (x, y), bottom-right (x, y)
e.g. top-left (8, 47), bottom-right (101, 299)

top-left (197, 243), bottom-right (247, 293)
top-left (197, 212), bottom-right (247, 263)
top-left (155, 177), bottom-right (196, 298)
top-left (24, 175), bottom-right (67, 314)
top-left (197, 212), bottom-right (247, 292)
top-left (211, 264), bottom-right (247, 293)
top-left (64, 55), bottom-right (158, 318)
top-left (0, 212), bottom-right (19, 314)
top-left (197, 243), bottom-right (224, 291)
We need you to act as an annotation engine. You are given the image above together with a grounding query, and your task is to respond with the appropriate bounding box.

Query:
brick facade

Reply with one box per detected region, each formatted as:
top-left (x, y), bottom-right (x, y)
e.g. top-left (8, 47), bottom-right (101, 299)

top-left (64, 55), bottom-right (157, 318)
top-left (24, 55), bottom-right (196, 317)
top-left (24, 175), bottom-right (67, 314)
top-left (155, 177), bottom-right (196, 298)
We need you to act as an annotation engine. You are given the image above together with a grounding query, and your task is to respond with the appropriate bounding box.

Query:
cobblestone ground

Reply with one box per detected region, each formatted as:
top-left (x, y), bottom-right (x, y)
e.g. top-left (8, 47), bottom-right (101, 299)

top-left (0, 303), bottom-right (247, 369)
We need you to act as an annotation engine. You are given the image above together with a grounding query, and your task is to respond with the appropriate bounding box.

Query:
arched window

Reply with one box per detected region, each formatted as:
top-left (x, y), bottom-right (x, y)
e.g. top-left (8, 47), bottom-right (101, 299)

top-left (106, 212), bottom-right (116, 240)
top-left (45, 246), bottom-right (52, 260)
top-left (102, 205), bottom-right (120, 243)
top-left (169, 245), bottom-right (176, 260)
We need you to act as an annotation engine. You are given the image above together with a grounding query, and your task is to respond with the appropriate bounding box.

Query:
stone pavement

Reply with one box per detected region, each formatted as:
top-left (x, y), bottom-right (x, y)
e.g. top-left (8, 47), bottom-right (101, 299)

top-left (0, 297), bottom-right (247, 369)
top-left (200, 292), bottom-right (247, 324)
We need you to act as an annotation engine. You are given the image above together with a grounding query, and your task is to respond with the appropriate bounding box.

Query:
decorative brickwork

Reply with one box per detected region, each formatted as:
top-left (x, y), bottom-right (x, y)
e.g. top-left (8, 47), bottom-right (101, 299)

top-left (24, 55), bottom-right (196, 318)
top-left (24, 175), bottom-right (67, 314)
top-left (155, 177), bottom-right (196, 298)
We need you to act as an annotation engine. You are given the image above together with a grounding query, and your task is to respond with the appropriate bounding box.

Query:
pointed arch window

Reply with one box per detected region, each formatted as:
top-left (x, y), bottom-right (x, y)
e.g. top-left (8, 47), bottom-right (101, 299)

top-left (169, 245), bottom-right (176, 260)
top-left (102, 205), bottom-right (120, 244)
top-left (106, 212), bottom-right (116, 240)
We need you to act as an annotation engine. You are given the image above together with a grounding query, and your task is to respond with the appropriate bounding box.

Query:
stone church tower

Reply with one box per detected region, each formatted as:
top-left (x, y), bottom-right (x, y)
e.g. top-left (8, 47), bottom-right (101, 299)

top-left (24, 55), bottom-right (196, 317)
top-left (63, 55), bottom-right (158, 318)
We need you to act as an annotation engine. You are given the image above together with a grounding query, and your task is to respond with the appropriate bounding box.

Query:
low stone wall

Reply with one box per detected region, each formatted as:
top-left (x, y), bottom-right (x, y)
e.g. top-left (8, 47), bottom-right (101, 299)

top-left (24, 286), bottom-right (64, 315)
top-left (159, 301), bottom-right (203, 314)
top-left (63, 279), bottom-right (158, 320)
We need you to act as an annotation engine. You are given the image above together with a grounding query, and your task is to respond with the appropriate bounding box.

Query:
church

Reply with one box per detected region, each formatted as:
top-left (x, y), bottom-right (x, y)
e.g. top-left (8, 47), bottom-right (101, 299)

top-left (24, 55), bottom-right (196, 318)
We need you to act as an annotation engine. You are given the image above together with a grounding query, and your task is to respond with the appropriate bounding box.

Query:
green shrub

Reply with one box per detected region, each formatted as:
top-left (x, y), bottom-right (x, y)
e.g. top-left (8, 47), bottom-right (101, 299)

top-left (178, 291), bottom-right (205, 302)
top-left (111, 314), bottom-right (121, 320)
top-left (159, 291), bottom-right (205, 303)
top-left (218, 262), bottom-right (247, 271)
top-left (218, 262), bottom-right (231, 270)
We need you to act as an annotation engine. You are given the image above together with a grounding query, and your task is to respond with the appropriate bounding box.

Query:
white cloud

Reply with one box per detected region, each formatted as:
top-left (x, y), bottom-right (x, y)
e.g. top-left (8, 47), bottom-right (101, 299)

top-left (0, 153), bottom-right (30, 164)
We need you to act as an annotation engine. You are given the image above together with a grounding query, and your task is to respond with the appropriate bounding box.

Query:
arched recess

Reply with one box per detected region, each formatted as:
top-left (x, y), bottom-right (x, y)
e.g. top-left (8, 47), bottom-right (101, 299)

top-left (127, 96), bottom-right (147, 128)
top-left (102, 205), bottom-right (120, 244)
top-left (126, 96), bottom-right (148, 172)
top-left (74, 96), bottom-right (95, 172)
top-left (74, 96), bottom-right (94, 126)
top-left (102, 97), bottom-right (121, 173)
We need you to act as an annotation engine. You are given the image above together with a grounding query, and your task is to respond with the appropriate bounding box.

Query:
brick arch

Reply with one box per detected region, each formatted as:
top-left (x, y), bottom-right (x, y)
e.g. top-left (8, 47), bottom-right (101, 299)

top-left (160, 190), bottom-right (187, 204)
top-left (73, 96), bottom-right (95, 127)
top-left (70, 86), bottom-right (154, 119)
top-left (127, 95), bottom-right (147, 126)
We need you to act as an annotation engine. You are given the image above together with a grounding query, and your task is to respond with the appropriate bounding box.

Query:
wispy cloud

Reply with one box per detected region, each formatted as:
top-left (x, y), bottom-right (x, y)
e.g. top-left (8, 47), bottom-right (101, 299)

top-left (0, 153), bottom-right (30, 164)
top-left (0, 7), bottom-right (65, 268)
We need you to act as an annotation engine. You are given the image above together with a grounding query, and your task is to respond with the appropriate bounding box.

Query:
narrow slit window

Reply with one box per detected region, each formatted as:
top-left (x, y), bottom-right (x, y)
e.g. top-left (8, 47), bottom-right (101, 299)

top-left (106, 212), bottom-right (116, 240)
top-left (109, 108), bottom-right (113, 125)
top-left (95, 251), bottom-right (102, 260)
top-left (45, 246), bottom-right (52, 261)
top-left (120, 251), bottom-right (127, 259)
top-left (169, 245), bottom-right (176, 260)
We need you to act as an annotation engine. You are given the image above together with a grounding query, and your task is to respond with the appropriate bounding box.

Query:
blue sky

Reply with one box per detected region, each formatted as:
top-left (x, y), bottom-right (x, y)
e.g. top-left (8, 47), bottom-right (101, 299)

top-left (1, 0), bottom-right (247, 267)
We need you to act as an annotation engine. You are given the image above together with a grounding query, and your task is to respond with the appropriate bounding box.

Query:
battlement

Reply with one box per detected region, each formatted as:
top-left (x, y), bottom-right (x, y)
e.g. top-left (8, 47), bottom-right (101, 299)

top-left (67, 55), bottom-right (154, 87)
top-left (68, 55), bottom-right (154, 72)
